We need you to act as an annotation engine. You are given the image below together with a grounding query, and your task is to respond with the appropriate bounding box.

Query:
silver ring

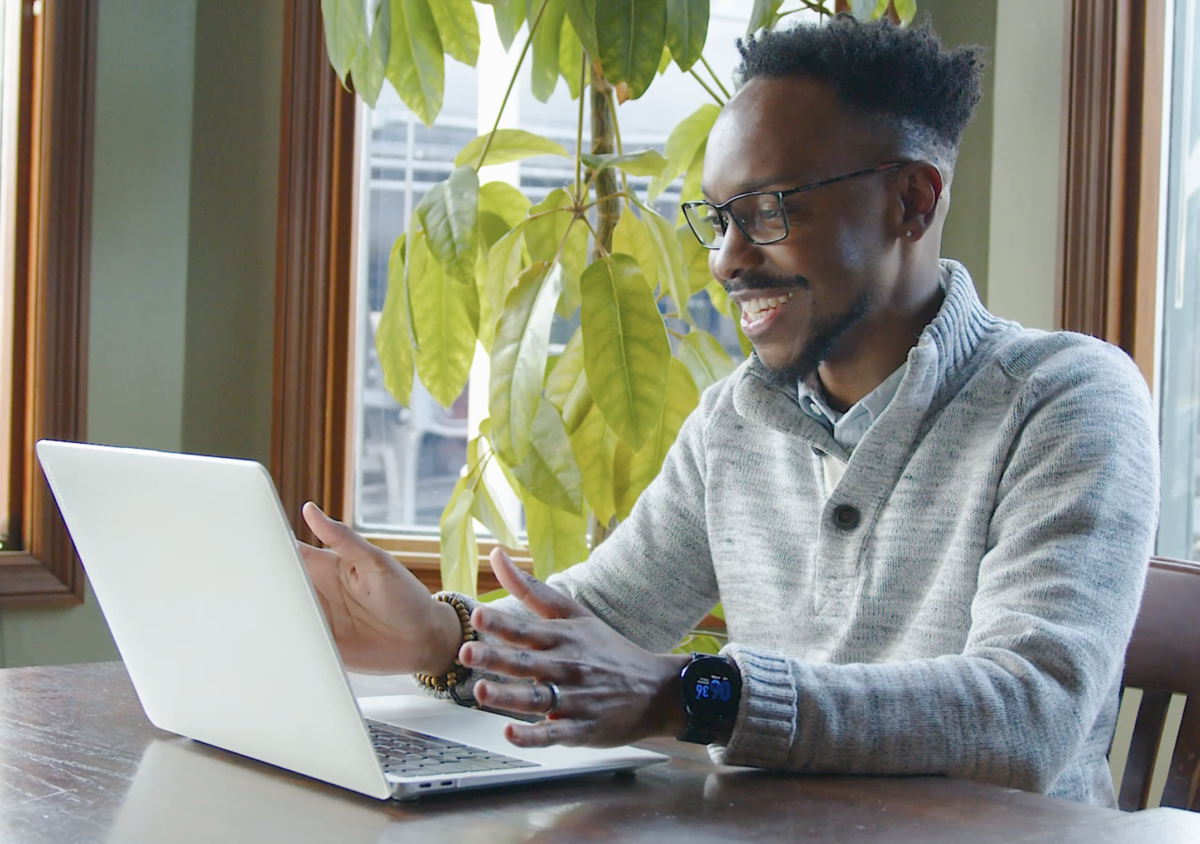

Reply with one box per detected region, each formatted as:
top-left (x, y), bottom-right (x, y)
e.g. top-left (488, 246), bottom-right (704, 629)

top-left (543, 681), bottom-right (561, 715)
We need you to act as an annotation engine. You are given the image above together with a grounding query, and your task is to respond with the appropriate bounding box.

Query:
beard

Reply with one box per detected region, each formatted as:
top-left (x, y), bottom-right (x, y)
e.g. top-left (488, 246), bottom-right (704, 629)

top-left (756, 288), bottom-right (872, 390)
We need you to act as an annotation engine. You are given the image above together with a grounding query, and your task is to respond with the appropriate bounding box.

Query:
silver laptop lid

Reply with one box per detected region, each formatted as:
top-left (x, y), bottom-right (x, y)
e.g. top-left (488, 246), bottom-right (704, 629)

top-left (36, 440), bottom-right (391, 799)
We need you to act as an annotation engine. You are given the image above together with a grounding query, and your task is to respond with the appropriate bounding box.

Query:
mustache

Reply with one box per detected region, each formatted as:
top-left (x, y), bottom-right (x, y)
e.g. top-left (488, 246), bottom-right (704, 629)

top-left (723, 273), bottom-right (809, 294)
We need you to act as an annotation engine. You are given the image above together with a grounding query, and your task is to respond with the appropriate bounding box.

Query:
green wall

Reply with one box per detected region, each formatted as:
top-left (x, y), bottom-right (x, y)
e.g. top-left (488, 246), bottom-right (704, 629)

top-left (923, 0), bottom-right (998, 304)
top-left (0, 0), bottom-right (283, 667)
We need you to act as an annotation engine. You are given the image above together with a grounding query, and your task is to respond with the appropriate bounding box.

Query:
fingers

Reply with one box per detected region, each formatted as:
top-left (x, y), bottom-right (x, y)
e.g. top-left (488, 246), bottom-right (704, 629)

top-left (504, 718), bottom-right (591, 748)
top-left (302, 502), bottom-right (355, 551)
top-left (470, 605), bottom-right (560, 649)
top-left (489, 548), bottom-right (588, 620)
top-left (459, 639), bottom-right (556, 680)
top-left (473, 678), bottom-right (563, 718)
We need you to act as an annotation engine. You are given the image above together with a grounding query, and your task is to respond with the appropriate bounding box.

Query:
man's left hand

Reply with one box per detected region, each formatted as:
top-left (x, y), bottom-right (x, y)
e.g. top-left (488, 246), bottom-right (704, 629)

top-left (460, 549), bottom-right (690, 749)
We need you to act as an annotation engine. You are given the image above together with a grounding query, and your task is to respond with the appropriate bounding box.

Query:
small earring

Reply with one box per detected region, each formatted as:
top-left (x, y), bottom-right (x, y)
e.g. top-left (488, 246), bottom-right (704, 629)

top-left (904, 231), bottom-right (913, 238)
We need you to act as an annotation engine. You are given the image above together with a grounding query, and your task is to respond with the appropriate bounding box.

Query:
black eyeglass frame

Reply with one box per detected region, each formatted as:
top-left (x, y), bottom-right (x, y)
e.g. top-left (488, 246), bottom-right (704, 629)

top-left (681, 162), bottom-right (907, 250)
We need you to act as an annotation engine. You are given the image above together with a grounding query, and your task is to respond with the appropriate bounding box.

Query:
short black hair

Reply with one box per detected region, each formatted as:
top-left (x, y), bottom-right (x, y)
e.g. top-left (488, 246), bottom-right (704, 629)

top-left (736, 15), bottom-right (984, 175)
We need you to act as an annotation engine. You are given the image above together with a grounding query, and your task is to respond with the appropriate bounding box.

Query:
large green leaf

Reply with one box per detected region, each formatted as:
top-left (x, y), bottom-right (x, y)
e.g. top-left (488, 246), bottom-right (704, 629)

top-left (568, 402), bottom-right (617, 525)
top-left (555, 221), bottom-right (588, 319)
top-left (454, 128), bottom-right (570, 169)
top-left (466, 437), bottom-right (524, 549)
top-left (678, 223), bottom-right (711, 294)
top-left (509, 396), bottom-right (585, 514)
top-left (493, 0), bottom-right (527, 51)
top-left (594, 0), bottom-right (667, 100)
top-left (561, 0), bottom-right (600, 59)
top-left (531, 0), bottom-right (566, 102)
top-left (558, 12), bottom-right (584, 99)
top-left (638, 202), bottom-right (692, 323)
top-left (849, 0), bottom-right (892, 20)
top-left (665, 0), bottom-right (708, 72)
top-left (580, 253), bottom-right (670, 451)
top-left (676, 142), bottom-right (705, 222)
top-left (489, 263), bottom-right (564, 465)
top-left (579, 149), bottom-right (668, 178)
top-left (440, 477), bottom-right (479, 595)
top-left (676, 328), bottom-right (735, 393)
top-left (322, 0), bottom-right (366, 82)
top-left (613, 209), bottom-right (658, 292)
top-left (376, 232), bottom-right (414, 406)
top-left (428, 0), bottom-right (480, 66)
top-left (410, 236), bottom-right (479, 407)
top-left (613, 358), bottom-right (698, 519)
top-left (526, 188), bottom-right (587, 317)
top-left (648, 103), bottom-right (718, 200)
top-left (521, 485), bottom-right (588, 579)
top-left (481, 224), bottom-right (527, 349)
top-left (544, 327), bottom-right (591, 434)
top-left (746, 0), bottom-right (785, 36)
top-left (350, 0), bottom-right (389, 106)
top-left (479, 181), bottom-right (530, 228)
top-left (386, 0), bottom-right (444, 126)
top-left (415, 165), bottom-right (479, 286)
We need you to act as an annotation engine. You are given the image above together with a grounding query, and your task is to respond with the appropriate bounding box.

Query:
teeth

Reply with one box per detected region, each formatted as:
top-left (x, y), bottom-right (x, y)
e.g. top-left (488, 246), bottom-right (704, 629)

top-left (742, 292), bottom-right (793, 318)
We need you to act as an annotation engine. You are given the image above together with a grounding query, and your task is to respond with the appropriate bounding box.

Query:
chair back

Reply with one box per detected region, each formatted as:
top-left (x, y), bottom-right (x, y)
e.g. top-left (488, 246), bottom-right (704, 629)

top-left (1109, 556), bottom-right (1200, 811)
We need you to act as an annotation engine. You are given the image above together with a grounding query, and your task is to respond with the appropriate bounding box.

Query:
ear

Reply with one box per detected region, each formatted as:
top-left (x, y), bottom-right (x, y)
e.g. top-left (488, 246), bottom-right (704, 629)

top-left (895, 161), bottom-right (944, 243)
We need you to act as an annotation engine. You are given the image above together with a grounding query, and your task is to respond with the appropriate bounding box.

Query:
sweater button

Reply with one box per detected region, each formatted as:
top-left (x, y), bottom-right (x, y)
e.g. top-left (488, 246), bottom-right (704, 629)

top-left (832, 504), bottom-right (860, 530)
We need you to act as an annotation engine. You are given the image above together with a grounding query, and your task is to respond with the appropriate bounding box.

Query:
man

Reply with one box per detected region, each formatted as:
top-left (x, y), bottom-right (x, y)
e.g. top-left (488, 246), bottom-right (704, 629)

top-left (300, 18), bottom-right (1158, 806)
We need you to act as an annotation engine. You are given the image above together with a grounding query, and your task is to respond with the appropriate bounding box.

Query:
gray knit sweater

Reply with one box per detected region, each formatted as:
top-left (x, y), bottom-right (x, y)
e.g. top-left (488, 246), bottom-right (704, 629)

top-left (476, 260), bottom-right (1158, 806)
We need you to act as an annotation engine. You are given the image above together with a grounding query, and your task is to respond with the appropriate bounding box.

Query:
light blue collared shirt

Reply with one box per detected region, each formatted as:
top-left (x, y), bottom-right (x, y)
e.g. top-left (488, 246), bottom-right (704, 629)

top-left (798, 363), bottom-right (907, 453)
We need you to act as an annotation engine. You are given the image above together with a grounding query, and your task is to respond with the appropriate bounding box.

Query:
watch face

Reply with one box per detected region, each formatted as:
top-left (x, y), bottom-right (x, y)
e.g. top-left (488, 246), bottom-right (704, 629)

top-left (682, 656), bottom-right (741, 719)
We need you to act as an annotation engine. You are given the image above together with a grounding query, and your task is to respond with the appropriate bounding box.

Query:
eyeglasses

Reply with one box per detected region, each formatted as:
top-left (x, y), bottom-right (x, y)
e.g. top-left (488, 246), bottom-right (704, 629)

top-left (681, 162), bottom-right (906, 250)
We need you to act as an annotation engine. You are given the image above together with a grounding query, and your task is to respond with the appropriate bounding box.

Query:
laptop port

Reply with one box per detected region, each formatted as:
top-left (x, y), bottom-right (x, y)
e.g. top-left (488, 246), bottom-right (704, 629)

top-left (440, 780), bottom-right (453, 786)
top-left (418, 783), bottom-right (431, 789)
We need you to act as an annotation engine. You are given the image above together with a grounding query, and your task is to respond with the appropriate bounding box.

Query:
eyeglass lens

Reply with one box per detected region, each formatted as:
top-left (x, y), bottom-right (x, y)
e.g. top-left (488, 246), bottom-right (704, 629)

top-left (684, 192), bottom-right (789, 248)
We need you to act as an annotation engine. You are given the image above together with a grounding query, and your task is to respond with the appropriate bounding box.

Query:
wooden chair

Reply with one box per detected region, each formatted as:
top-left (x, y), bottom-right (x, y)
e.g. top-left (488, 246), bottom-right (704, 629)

top-left (1108, 556), bottom-right (1200, 811)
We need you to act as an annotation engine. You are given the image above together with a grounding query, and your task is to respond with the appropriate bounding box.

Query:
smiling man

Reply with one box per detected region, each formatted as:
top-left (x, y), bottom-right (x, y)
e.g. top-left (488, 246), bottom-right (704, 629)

top-left (299, 17), bottom-right (1159, 806)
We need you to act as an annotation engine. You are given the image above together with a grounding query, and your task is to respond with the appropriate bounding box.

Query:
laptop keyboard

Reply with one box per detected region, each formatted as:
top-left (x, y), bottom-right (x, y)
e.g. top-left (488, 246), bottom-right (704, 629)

top-left (367, 720), bottom-right (539, 778)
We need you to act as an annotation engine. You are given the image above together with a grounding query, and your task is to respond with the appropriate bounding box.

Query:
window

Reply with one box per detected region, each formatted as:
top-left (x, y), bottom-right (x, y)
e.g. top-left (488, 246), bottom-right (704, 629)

top-left (1158, 0), bottom-right (1200, 561)
top-left (0, 0), bottom-right (96, 608)
top-left (347, 2), bottom-right (760, 560)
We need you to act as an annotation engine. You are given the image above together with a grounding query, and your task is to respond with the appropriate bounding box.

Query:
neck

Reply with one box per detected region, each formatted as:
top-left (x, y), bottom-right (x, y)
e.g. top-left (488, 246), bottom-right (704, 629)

top-left (816, 268), bottom-right (944, 412)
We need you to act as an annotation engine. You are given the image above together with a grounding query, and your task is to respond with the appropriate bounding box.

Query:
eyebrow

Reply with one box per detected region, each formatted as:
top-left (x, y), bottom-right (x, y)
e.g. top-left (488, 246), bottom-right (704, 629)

top-left (700, 175), bottom-right (808, 201)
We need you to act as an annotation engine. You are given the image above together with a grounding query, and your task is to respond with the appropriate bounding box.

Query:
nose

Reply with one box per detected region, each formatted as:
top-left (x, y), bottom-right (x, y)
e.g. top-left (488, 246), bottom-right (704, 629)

top-left (707, 223), bottom-right (763, 286)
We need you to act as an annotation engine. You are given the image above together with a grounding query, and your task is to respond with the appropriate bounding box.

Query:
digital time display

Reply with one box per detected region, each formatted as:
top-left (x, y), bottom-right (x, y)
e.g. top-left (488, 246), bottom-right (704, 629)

top-left (693, 674), bottom-right (733, 702)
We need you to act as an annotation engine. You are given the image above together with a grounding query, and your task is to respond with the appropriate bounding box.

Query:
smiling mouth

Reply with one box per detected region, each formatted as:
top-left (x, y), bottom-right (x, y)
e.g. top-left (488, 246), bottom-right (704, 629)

top-left (741, 292), bottom-right (794, 321)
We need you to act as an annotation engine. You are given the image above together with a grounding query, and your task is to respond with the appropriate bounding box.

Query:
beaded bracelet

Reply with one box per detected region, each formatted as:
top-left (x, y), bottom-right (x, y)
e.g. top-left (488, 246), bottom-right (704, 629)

top-left (412, 592), bottom-right (478, 693)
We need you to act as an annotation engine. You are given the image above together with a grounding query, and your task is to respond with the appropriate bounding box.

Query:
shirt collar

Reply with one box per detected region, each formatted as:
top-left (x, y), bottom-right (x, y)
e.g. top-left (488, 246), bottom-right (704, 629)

top-left (798, 363), bottom-right (907, 452)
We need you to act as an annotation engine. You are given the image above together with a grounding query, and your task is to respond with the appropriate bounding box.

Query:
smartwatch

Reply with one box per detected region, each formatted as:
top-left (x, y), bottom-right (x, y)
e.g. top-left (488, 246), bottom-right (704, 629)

top-left (678, 653), bottom-right (742, 744)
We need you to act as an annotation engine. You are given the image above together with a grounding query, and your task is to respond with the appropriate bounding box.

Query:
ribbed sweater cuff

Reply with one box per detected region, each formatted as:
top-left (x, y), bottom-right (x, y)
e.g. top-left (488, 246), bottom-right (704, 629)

top-left (711, 645), bottom-right (798, 767)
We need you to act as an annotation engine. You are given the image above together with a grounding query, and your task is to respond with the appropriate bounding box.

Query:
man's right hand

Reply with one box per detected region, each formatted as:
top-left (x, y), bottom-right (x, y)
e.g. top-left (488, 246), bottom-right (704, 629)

top-left (297, 502), bottom-right (462, 676)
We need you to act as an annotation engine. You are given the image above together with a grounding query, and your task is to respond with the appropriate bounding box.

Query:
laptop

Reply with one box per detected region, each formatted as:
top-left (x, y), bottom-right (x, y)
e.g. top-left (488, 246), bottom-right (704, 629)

top-left (35, 440), bottom-right (667, 800)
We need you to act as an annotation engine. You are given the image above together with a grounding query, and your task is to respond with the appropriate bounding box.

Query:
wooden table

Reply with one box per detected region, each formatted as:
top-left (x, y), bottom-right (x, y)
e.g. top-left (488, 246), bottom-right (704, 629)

top-left (0, 663), bottom-right (1196, 843)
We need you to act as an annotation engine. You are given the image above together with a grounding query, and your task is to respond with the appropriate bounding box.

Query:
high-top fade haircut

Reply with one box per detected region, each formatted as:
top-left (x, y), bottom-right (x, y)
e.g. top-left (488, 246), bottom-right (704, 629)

top-left (736, 15), bottom-right (984, 183)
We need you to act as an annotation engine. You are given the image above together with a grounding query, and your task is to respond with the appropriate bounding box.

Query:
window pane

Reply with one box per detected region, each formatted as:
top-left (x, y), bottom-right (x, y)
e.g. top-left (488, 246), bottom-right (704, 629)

top-left (1158, 0), bottom-right (1200, 561)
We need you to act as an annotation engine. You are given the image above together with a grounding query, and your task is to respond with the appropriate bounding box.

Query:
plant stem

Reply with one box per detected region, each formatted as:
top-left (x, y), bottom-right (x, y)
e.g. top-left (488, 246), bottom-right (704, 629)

top-left (588, 65), bottom-right (621, 263)
top-left (606, 87), bottom-right (630, 198)
top-left (699, 55), bottom-right (731, 100)
top-left (573, 53), bottom-right (587, 201)
top-left (474, 0), bottom-right (550, 172)
top-left (688, 67), bottom-right (725, 105)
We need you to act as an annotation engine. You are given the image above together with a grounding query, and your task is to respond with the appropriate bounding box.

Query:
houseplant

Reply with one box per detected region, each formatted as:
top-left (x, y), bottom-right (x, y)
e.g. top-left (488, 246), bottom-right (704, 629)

top-left (321, 0), bottom-right (916, 596)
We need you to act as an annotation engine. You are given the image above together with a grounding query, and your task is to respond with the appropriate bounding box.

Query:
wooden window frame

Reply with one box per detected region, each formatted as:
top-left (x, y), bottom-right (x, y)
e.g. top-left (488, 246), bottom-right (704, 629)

top-left (1059, 0), bottom-right (1169, 383)
top-left (0, 0), bottom-right (97, 610)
